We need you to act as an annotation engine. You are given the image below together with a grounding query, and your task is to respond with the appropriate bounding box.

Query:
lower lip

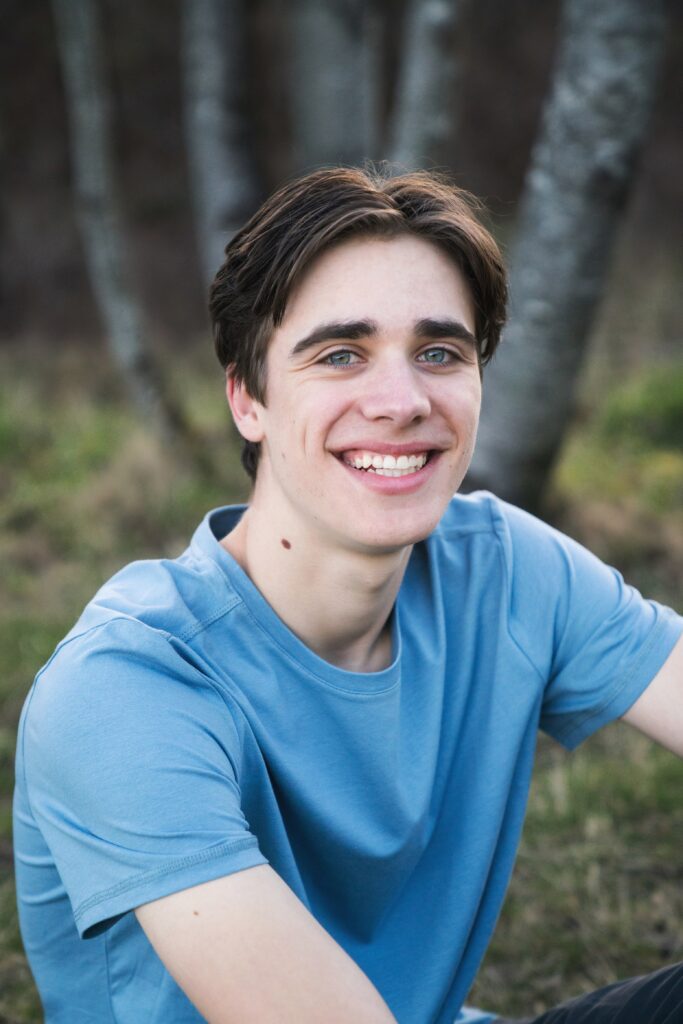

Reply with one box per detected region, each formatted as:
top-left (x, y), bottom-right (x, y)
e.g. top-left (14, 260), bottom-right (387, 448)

top-left (334, 453), bottom-right (441, 494)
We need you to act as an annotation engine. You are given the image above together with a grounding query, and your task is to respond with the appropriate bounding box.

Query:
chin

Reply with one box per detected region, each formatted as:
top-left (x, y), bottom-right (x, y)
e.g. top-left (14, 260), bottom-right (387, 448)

top-left (346, 514), bottom-right (442, 554)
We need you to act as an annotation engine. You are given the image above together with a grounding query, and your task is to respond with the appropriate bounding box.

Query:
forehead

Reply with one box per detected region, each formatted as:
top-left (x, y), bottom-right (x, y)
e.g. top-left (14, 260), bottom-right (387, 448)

top-left (280, 234), bottom-right (476, 335)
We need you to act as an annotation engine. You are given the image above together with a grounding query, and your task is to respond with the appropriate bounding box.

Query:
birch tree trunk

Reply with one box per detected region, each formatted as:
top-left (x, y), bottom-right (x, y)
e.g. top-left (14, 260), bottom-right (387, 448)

top-left (51, 0), bottom-right (188, 444)
top-left (467, 0), bottom-right (667, 511)
top-left (288, 0), bottom-right (380, 169)
top-left (389, 0), bottom-right (466, 170)
top-left (181, 0), bottom-right (260, 289)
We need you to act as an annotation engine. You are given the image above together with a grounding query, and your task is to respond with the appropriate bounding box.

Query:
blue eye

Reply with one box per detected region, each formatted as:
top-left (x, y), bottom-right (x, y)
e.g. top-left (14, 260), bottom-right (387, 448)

top-left (323, 350), bottom-right (358, 366)
top-left (419, 347), bottom-right (453, 364)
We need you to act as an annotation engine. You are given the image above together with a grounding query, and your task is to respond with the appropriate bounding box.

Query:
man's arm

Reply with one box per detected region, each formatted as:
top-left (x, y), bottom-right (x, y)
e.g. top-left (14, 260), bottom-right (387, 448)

top-left (621, 633), bottom-right (683, 756)
top-left (135, 864), bottom-right (398, 1024)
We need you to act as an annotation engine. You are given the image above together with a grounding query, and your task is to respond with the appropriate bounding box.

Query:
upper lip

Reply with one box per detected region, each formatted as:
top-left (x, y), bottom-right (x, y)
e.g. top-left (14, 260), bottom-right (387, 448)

top-left (331, 441), bottom-right (448, 455)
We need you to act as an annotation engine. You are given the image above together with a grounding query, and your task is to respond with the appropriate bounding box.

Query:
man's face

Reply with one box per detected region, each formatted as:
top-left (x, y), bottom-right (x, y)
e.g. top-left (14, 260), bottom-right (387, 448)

top-left (231, 234), bottom-right (482, 554)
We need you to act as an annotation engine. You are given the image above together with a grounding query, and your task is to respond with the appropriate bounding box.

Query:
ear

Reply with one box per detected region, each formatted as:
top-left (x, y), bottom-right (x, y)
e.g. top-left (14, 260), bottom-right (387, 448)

top-left (226, 374), bottom-right (265, 443)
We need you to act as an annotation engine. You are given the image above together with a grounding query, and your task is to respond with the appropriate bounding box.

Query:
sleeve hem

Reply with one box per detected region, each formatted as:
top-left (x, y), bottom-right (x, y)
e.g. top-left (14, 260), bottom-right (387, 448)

top-left (544, 612), bottom-right (683, 751)
top-left (75, 837), bottom-right (267, 939)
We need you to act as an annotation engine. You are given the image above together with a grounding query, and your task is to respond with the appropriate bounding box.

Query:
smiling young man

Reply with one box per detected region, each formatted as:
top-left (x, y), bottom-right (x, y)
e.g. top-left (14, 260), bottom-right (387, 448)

top-left (13, 168), bottom-right (683, 1024)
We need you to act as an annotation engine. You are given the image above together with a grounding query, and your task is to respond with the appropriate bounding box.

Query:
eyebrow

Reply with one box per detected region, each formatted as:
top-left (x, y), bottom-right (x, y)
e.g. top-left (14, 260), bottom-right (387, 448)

top-left (414, 318), bottom-right (477, 349)
top-left (289, 316), bottom-right (477, 358)
top-left (290, 319), bottom-right (377, 357)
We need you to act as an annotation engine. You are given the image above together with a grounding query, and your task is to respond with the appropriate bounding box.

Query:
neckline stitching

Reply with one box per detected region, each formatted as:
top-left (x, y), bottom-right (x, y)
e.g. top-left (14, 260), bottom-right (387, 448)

top-left (236, 596), bottom-right (401, 698)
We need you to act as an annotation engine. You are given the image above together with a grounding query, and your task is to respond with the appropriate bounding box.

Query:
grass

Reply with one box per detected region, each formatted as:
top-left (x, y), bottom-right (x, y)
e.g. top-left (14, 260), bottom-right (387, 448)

top-left (0, 345), bottom-right (681, 1021)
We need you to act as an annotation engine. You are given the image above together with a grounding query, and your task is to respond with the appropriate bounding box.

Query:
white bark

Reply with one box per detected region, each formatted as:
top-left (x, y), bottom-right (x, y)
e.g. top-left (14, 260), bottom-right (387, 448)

top-left (288, 0), bottom-right (381, 169)
top-left (182, 0), bottom-right (259, 288)
top-left (390, 0), bottom-right (466, 170)
top-left (468, 0), bottom-right (667, 510)
top-left (51, 0), bottom-right (183, 439)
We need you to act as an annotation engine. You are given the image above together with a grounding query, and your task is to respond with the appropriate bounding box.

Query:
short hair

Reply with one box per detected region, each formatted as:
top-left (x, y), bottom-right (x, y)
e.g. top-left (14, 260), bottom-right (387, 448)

top-left (209, 166), bottom-right (508, 481)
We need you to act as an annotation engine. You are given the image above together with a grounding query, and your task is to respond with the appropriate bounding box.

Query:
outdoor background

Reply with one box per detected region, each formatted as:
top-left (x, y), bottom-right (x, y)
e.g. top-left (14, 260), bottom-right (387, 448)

top-left (1, 0), bottom-right (681, 1020)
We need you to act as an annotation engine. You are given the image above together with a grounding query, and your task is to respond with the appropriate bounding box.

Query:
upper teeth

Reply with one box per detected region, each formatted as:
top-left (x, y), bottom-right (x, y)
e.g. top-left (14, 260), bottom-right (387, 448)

top-left (343, 451), bottom-right (429, 475)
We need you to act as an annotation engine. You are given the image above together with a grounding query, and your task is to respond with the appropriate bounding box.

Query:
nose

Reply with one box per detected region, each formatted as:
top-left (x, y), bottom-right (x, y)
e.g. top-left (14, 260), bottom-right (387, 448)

top-left (358, 356), bottom-right (431, 426)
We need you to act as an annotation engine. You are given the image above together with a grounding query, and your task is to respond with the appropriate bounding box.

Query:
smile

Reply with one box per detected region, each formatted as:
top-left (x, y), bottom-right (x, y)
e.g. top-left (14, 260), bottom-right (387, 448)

top-left (339, 450), bottom-right (430, 477)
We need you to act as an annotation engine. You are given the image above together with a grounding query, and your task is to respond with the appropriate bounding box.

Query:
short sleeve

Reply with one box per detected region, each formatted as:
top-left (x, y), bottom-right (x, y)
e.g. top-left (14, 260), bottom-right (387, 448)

top-left (499, 501), bottom-right (683, 749)
top-left (20, 617), bottom-right (267, 938)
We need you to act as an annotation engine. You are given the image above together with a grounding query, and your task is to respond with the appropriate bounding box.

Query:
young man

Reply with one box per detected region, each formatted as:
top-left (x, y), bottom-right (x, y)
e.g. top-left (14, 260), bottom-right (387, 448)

top-left (13, 168), bottom-right (683, 1024)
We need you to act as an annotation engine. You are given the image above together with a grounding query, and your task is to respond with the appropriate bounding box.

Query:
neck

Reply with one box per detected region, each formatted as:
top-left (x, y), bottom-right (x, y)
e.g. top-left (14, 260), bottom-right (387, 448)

top-left (221, 503), bottom-right (411, 673)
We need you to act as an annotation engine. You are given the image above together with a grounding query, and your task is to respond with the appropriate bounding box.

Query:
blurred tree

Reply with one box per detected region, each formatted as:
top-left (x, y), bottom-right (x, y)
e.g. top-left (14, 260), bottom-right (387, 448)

top-left (182, 0), bottom-right (261, 289)
top-left (288, 0), bottom-right (381, 169)
top-left (467, 0), bottom-right (668, 511)
top-left (51, 0), bottom-right (195, 450)
top-left (389, 0), bottom-right (467, 170)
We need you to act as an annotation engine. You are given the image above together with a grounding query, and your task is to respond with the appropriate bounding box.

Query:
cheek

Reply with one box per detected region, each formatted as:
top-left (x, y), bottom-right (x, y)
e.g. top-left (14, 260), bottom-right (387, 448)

top-left (300, 390), bottom-right (352, 442)
top-left (436, 378), bottom-right (481, 425)
top-left (467, 395), bottom-right (482, 430)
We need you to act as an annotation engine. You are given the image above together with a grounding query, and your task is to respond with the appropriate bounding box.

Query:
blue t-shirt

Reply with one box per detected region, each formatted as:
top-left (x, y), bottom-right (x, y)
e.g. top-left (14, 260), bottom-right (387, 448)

top-left (13, 493), bottom-right (682, 1024)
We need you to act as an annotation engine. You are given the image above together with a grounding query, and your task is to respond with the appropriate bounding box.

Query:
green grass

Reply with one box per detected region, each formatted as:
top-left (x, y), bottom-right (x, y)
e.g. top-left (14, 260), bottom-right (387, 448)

top-left (0, 347), bottom-right (681, 1021)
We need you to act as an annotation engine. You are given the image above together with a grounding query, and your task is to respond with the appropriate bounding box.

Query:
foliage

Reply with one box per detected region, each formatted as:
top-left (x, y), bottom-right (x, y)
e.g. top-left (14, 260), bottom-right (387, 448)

top-left (550, 360), bottom-right (683, 601)
top-left (599, 364), bottom-right (683, 452)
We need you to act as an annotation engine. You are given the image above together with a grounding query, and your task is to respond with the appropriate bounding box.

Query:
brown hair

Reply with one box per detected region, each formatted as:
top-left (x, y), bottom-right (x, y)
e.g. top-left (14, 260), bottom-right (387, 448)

top-left (209, 166), bottom-right (507, 481)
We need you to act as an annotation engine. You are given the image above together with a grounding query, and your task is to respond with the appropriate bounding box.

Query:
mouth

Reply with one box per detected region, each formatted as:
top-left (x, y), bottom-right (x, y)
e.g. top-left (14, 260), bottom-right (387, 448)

top-left (335, 448), bottom-right (436, 478)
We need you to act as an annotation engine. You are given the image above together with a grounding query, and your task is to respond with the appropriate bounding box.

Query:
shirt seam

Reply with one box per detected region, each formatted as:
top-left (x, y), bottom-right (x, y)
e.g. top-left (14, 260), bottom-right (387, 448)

top-left (549, 615), bottom-right (680, 744)
top-left (488, 494), bottom-right (681, 744)
top-left (237, 600), bottom-right (400, 697)
top-left (73, 835), bottom-right (260, 924)
top-left (434, 525), bottom-right (500, 540)
top-left (488, 499), bottom-right (547, 685)
top-left (103, 927), bottom-right (120, 1024)
top-left (23, 614), bottom-right (250, 811)
top-left (35, 587), bottom-right (242, 678)
top-left (177, 595), bottom-right (241, 642)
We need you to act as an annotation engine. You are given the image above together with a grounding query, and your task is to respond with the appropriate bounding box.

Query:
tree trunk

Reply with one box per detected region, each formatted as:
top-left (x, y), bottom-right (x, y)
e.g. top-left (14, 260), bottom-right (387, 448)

top-left (51, 0), bottom-right (190, 446)
top-left (466, 0), bottom-right (667, 512)
top-left (288, 0), bottom-right (380, 170)
top-left (389, 0), bottom-right (466, 170)
top-left (181, 0), bottom-right (260, 289)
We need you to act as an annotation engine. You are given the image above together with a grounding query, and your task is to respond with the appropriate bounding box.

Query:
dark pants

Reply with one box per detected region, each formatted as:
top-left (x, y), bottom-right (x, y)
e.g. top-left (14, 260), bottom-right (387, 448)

top-left (496, 961), bottom-right (683, 1023)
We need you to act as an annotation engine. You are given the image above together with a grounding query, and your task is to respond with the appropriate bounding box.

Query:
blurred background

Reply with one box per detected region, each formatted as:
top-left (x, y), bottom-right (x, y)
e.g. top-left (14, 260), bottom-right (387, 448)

top-left (0, 0), bottom-right (681, 1019)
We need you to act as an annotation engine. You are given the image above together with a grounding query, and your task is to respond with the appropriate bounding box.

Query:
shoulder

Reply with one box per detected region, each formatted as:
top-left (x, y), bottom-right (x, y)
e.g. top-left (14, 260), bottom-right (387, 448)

top-left (22, 546), bottom-right (243, 765)
top-left (433, 488), bottom-right (557, 546)
top-left (433, 490), bottom-right (603, 583)
top-left (19, 608), bottom-right (247, 835)
top-left (41, 530), bottom-right (242, 689)
top-left (429, 490), bottom-right (568, 584)
top-left (428, 492), bottom-right (638, 663)
top-left (73, 540), bottom-right (239, 643)
top-left (431, 489), bottom-right (500, 539)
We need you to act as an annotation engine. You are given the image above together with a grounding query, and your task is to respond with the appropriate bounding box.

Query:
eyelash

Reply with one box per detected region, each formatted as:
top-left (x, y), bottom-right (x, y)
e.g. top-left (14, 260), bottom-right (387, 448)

top-left (417, 347), bottom-right (463, 366)
top-left (320, 349), bottom-right (361, 367)
top-left (319, 346), bottom-right (463, 368)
